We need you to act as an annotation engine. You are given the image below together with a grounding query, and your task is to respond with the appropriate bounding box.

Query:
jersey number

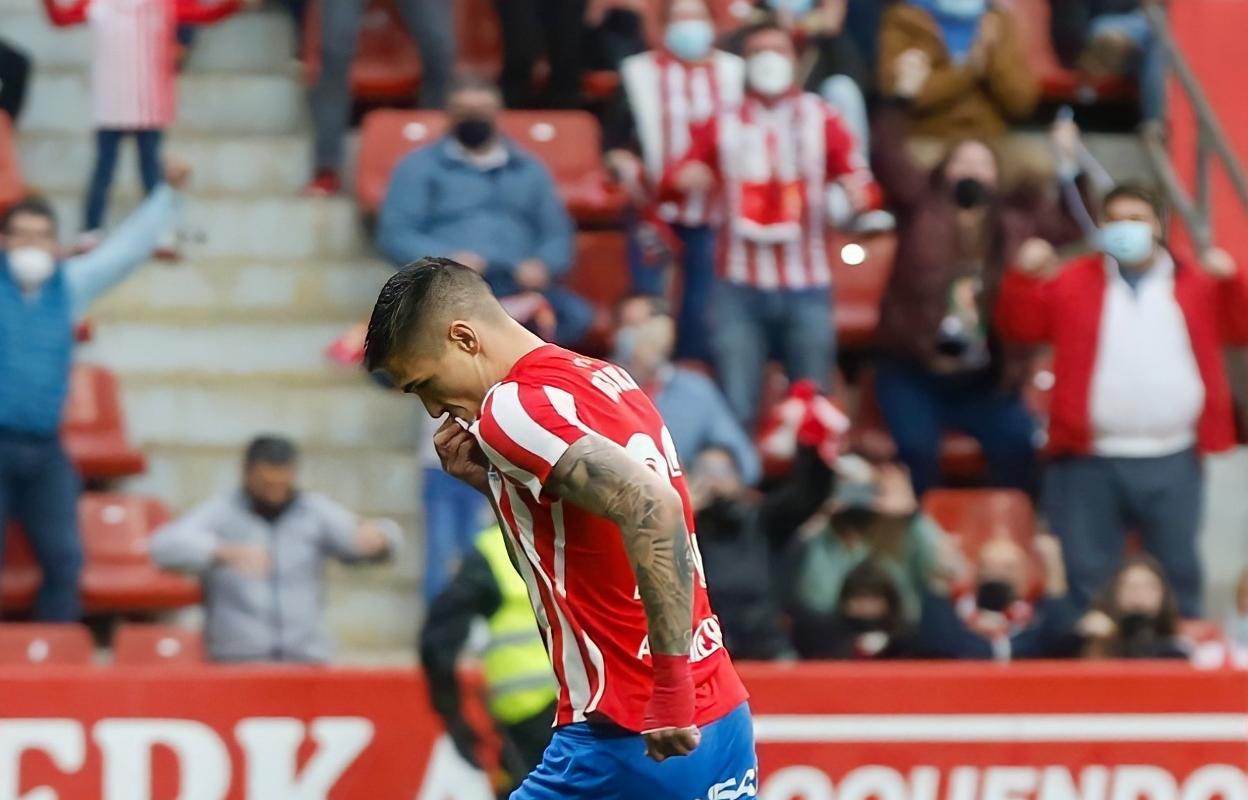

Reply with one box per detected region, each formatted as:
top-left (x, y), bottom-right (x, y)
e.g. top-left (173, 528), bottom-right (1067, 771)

top-left (624, 431), bottom-right (708, 590)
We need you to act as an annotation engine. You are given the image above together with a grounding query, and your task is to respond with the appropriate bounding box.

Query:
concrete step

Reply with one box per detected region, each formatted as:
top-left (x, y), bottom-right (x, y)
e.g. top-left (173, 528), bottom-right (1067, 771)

top-left (326, 566), bottom-right (423, 653)
top-left (5, 8), bottom-right (295, 73)
top-left (20, 133), bottom-right (312, 196)
top-left (22, 68), bottom-right (305, 135)
top-left (42, 193), bottom-right (365, 259)
top-left (86, 259), bottom-right (391, 322)
top-left (116, 374), bottom-right (421, 449)
top-left (125, 443), bottom-right (422, 518)
top-left (79, 320), bottom-right (359, 375)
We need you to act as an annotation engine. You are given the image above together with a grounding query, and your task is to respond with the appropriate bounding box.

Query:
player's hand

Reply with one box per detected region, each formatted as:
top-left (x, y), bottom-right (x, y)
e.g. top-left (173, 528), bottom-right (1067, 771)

top-left (643, 726), bottom-right (701, 762)
top-left (215, 543), bottom-right (271, 577)
top-left (433, 416), bottom-right (491, 495)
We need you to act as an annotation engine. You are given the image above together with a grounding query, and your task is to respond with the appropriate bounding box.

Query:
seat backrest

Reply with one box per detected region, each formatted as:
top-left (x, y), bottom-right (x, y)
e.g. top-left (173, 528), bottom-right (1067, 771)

top-left (79, 493), bottom-right (172, 566)
top-left (1007, 0), bottom-right (1065, 75)
top-left (113, 624), bottom-right (204, 665)
top-left (829, 232), bottom-right (897, 344)
top-left (3, 523), bottom-right (37, 570)
top-left (0, 624), bottom-right (94, 665)
top-left (567, 232), bottom-right (631, 310)
top-left (62, 363), bottom-right (125, 435)
top-left (356, 110), bottom-right (447, 212)
top-left (922, 488), bottom-right (1036, 558)
top-left (456, 0), bottom-right (503, 76)
top-left (0, 112), bottom-right (22, 215)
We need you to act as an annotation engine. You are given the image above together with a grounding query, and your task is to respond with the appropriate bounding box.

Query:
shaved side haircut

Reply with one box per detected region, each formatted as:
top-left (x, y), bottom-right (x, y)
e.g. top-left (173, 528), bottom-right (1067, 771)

top-left (364, 257), bottom-right (503, 374)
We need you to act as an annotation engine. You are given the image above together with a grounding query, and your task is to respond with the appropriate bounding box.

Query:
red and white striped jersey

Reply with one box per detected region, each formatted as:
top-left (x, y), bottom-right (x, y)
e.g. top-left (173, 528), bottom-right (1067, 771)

top-left (665, 91), bottom-right (872, 290)
top-left (43, 0), bottom-right (240, 129)
top-left (619, 50), bottom-right (745, 228)
top-left (471, 345), bottom-right (749, 731)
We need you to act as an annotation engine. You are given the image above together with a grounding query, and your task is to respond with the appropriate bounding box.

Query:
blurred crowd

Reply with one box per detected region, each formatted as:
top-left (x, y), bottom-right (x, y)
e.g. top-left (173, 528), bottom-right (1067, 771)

top-left (2, 0), bottom-right (1248, 686)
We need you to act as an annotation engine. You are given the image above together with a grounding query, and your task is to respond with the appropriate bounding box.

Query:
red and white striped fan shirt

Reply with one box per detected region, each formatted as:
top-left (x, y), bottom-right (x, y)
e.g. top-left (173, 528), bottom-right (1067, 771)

top-left (43, 0), bottom-right (240, 129)
top-left (664, 91), bottom-right (872, 291)
top-left (471, 345), bottom-right (749, 731)
top-left (619, 49), bottom-right (744, 228)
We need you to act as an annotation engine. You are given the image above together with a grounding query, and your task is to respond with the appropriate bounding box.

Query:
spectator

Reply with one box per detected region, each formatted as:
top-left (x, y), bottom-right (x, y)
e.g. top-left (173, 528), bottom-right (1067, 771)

top-left (305, 0), bottom-right (454, 195)
top-left (377, 76), bottom-right (590, 346)
top-left (0, 161), bottom-right (188, 622)
top-left (1078, 555), bottom-right (1187, 659)
top-left (878, 0), bottom-right (1038, 141)
top-left (869, 56), bottom-right (1109, 496)
top-left (690, 439), bottom-right (834, 661)
top-left (1050, 0), bottom-right (1164, 126)
top-left (583, 0), bottom-right (648, 73)
top-left (0, 39), bottom-right (30, 123)
top-left (916, 533), bottom-right (1080, 660)
top-left (420, 526), bottom-right (556, 799)
top-left (150, 435), bottom-right (400, 663)
top-left (801, 559), bottom-right (917, 660)
top-left (420, 422), bottom-right (489, 603)
top-left (785, 457), bottom-right (945, 651)
top-left (494, 0), bottom-right (586, 109)
top-left (41, 0), bottom-right (247, 254)
top-left (605, 0), bottom-right (746, 363)
top-left (996, 185), bottom-right (1248, 617)
top-left (612, 296), bottom-right (761, 485)
top-left (665, 21), bottom-right (876, 427)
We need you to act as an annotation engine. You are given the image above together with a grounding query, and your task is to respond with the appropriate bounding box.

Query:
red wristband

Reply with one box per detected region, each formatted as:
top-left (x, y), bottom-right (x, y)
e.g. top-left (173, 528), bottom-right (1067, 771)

top-left (643, 654), bottom-right (695, 732)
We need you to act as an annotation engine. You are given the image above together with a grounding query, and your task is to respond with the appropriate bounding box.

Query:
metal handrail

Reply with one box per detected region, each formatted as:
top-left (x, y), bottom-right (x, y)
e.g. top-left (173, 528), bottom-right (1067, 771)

top-left (1140, 2), bottom-right (1248, 252)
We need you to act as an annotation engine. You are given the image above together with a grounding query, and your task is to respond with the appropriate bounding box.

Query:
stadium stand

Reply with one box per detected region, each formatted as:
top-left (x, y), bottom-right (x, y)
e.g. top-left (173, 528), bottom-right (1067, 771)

top-left (78, 493), bottom-right (201, 613)
top-left (0, 111), bottom-right (23, 215)
top-left (302, 0), bottom-right (423, 102)
top-left (0, 526), bottom-right (40, 611)
top-left (830, 231), bottom-right (896, 349)
top-left (356, 108), bottom-right (626, 223)
top-left (1011, 0), bottom-right (1135, 104)
top-left (113, 624), bottom-right (205, 665)
top-left (922, 488), bottom-right (1037, 555)
top-left (0, 624), bottom-right (94, 665)
top-left (61, 364), bottom-right (146, 481)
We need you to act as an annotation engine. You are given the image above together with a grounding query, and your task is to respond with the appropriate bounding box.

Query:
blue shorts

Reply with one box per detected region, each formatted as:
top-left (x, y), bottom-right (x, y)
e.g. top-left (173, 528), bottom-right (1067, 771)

top-left (511, 703), bottom-right (757, 800)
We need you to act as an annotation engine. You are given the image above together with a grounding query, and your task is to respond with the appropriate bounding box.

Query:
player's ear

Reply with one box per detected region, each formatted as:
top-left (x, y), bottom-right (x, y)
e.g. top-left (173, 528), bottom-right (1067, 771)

top-left (448, 320), bottom-right (480, 354)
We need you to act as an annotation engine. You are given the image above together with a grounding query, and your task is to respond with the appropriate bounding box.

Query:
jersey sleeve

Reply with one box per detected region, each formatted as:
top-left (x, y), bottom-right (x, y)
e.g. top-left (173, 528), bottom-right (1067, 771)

top-left (474, 380), bottom-right (593, 500)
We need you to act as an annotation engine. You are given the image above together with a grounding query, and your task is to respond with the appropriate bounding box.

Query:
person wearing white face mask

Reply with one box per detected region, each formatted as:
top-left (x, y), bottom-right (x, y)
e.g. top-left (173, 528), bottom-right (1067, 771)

top-left (996, 184), bottom-right (1248, 618)
top-left (0, 159), bottom-right (188, 622)
top-left (605, 0), bottom-right (745, 364)
top-left (661, 21), bottom-right (878, 427)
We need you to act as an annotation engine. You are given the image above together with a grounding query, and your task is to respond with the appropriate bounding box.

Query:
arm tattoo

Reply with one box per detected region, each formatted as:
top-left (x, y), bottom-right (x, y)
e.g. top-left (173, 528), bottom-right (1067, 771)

top-left (546, 435), bottom-right (694, 657)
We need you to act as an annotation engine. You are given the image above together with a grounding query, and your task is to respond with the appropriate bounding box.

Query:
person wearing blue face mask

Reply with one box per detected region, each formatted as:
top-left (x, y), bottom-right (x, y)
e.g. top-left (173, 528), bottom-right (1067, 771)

top-left (0, 159), bottom-right (188, 622)
top-left (878, 0), bottom-right (1037, 140)
top-left (604, 0), bottom-right (745, 364)
top-left (996, 184), bottom-right (1248, 618)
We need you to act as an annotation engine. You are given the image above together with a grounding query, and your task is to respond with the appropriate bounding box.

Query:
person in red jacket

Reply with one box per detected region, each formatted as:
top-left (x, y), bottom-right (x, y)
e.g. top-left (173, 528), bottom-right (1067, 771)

top-left (996, 184), bottom-right (1248, 617)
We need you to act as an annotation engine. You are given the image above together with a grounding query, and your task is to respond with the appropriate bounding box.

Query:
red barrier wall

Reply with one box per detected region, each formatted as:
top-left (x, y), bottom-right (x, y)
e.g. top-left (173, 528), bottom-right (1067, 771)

top-left (3, 662), bottom-right (1248, 799)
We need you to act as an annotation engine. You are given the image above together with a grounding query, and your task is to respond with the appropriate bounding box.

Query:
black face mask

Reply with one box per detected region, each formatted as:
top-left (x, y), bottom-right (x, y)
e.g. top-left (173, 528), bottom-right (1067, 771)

top-left (249, 491), bottom-right (297, 522)
top-left (453, 117), bottom-right (495, 150)
top-left (697, 497), bottom-right (747, 533)
top-left (976, 579), bottom-right (1016, 613)
top-left (1118, 612), bottom-right (1161, 642)
top-left (952, 177), bottom-right (991, 209)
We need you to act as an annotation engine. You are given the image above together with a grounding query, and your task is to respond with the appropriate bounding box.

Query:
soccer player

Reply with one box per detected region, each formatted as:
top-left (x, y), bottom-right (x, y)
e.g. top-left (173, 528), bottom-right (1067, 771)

top-left (365, 258), bottom-right (756, 799)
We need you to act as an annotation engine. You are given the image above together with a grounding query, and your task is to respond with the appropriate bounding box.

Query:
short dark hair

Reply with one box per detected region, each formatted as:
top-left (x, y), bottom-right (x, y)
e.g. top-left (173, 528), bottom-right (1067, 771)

top-left (739, 17), bottom-right (790, 46)
top-left (839, 559), bottom-right (904, 630)
top-left (1104, 182), bottom-right (1165, 220)
top-left (244, 435), bottom-right (298, 467)
top-left (363, 256), bottom-right (499, 374)
top-left (1, 196), bottom-right (58, 235)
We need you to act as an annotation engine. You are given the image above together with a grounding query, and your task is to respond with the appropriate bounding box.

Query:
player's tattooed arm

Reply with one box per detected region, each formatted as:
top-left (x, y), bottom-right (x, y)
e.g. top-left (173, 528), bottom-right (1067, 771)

top-left (546, 435), bottom-right (694, 656)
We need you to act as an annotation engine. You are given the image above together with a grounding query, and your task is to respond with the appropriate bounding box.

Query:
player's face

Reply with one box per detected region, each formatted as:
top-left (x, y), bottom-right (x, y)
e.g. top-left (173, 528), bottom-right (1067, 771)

top-left (388, 322), bottom-right (494, 421)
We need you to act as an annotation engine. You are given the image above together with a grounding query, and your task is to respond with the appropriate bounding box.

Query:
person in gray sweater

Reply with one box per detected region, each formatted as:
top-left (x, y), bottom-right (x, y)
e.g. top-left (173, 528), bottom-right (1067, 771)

top-left (150, 435), bottom-right (401, 663)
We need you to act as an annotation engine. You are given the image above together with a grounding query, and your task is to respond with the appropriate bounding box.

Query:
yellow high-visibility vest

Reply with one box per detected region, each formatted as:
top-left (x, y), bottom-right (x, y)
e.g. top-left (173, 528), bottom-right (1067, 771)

top-left (475, 527), bottom-right (557, 725)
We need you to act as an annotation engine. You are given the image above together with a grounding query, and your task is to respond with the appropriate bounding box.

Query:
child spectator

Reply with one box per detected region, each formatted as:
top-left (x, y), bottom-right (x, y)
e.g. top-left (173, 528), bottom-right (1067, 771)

top-left (42, 0), bottom-right (250, 253)
top-left (1078, 556), bottom-right (1187, 660)
top-left (878, 0), bottom-right (1037, 141)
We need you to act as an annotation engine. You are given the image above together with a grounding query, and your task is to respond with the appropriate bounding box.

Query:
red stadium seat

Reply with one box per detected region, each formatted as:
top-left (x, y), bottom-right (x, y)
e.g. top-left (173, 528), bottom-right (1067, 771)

top-left (1, 525), bottom-right (41, 612)
top-left (0, 624), bottom-right (93, 665)
top-left (356, 109), bottom-right (626, 223)
top-left (829, 231), bottom-right (896, 349)
top-left (61, 363), bottom-right (146, 480)
top-left (922, 488), bottom-right (1036, 560)
top-left (113, 624), bottom-right (204, 665)
top-left (79, 493), bottom-right (201, 612)
top-left (0, 112), bottom-right (23, 216)
top-left (302, 0), bottom-right (422, 101)
top-left (567, 231), bottom-right (632, 352)
top-left (1009, 0), bottom-right (1136, 103)
top-left (457, 0), bottom-right (503, 77)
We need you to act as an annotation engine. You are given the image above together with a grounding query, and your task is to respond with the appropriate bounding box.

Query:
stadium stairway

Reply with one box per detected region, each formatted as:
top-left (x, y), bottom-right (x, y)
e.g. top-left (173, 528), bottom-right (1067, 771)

top-left (11, 2), bottom-right (423, 660)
